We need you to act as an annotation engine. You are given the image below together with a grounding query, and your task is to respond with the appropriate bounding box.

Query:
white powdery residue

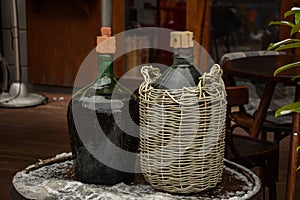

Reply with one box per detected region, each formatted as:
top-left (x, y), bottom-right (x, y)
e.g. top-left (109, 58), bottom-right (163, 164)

top-left (25, 163), bottom-right (40, 171)
top-left (32, 161), bottom-right (72, 179)
top-left (79, 96), bottom-right (124, 111)
top-left (226, 196), bottom-right (240, 200)
top-left (97, 191), bottom-right (124, 200)
top-left (79, 96), bottom-right (103, 103)
top-left (235, 190), bottom-right (246, 196)
top-left (143, 194), bottom-right (171, 200)
top-left (17, 179), bottom-right (60, 199)
top-left (224, 159), bottom-right (261, 200)
top-left (42, 183), bottom-right (61, 197)
top-left (58, 180), bottom-right (83, 193)
top-left (54, 152), bottom-right (72, 159)
top-left (13, 154), bottom-right (261, 200)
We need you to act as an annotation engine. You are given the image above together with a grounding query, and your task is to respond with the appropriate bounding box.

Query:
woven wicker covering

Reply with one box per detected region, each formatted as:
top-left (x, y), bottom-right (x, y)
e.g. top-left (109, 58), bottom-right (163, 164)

top-left (138, 64), bottom-right (227, 194)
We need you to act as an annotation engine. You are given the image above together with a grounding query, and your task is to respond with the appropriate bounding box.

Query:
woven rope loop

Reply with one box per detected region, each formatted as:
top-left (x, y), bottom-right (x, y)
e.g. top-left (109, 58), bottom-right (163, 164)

top-left (210, 64), bottom-right (223, 78)
top-left (139, 65), bottom-right (161, 95)
top-left (141, 65), bottom-right (161, 83)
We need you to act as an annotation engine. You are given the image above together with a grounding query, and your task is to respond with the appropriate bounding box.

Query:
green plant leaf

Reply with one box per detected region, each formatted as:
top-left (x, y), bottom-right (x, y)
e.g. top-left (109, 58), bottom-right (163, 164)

top-left (292, 74), bottom-right (300, 81)
top-left (266, 38), bottom-right (299, 51)
top-left (275, 102), bottom-right (300, 117)
top-left (268, 21), bottom-right (294, 28)
top-left (271, 42), bottom-right (300, 51)
top-left (274, 61), bottom-right (300, 76)
top-left (270, 7), bottom-right (300, 160)
top-left (296, 13), bottom-right (300, 24)
top-left (291, 23), bottom-right (300, 35)
top-left (284, 7), bottom-right (300, 18)
top-left (297, 142), bottom-right (300, 171)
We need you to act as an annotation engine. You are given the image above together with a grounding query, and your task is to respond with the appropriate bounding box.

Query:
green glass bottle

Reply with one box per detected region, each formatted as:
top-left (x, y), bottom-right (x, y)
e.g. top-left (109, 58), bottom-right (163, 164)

top-left (67, 27), bottom-right (139, 185)
top-left (153, 31), bottom-right (201, 89)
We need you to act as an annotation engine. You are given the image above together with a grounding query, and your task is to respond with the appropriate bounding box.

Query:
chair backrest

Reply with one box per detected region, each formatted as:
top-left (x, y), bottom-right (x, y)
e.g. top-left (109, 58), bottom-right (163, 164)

top-left (226, 86), bottom-right (249, 107)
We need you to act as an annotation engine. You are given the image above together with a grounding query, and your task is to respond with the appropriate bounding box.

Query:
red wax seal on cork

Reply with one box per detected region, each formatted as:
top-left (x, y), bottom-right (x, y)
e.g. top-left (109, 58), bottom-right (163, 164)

top-left (96, 27), bottom-right (116, 54)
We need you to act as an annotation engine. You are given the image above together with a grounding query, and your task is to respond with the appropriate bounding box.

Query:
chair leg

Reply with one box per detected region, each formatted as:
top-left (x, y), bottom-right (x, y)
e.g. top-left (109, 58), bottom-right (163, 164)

top-left (260, 131), bottom-right (280, 183)
top-left (272, 131), bottom-right (282, 182)
top-left (274, 145), bottom-right (280, 182)
top-left (266, 157), bottom-right (278, 200)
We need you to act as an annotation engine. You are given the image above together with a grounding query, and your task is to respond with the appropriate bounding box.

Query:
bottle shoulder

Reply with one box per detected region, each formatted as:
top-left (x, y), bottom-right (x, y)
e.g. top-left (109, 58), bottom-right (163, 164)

top-left (153, 64), bottom-right (202, 89)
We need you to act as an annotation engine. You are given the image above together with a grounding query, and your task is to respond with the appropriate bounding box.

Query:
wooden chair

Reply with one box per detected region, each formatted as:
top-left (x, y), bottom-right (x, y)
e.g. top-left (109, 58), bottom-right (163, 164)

top-left (220, 51), bottom-right (292, 186)
top-left (225, 86), bottom-right (279, 200)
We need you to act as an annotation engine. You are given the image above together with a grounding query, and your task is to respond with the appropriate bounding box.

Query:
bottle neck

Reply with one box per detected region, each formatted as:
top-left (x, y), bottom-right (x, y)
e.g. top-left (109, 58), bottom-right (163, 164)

top-left (172, 47), bottom-right (194, 66)
top-left (97, 54), bottom-right (114, 79)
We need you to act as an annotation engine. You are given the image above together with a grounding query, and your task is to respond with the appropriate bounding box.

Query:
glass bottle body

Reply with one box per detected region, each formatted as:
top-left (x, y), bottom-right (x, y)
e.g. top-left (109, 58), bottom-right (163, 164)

top-left (67, 54), bottom-right (139, 185)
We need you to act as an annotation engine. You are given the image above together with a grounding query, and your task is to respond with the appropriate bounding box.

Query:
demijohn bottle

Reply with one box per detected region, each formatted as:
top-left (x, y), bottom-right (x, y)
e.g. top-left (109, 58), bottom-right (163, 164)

top-left (152, 31), bottom-right (201, 89)
top-left (67, 27), bottom-right (139, 185)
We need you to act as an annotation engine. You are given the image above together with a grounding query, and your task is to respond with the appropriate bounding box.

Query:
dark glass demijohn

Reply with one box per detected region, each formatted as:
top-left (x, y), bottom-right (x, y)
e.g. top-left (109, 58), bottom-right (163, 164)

top-left (67, 27), bottom-right (139, 185)
top-left (153, 31), bottom-right (201, 89)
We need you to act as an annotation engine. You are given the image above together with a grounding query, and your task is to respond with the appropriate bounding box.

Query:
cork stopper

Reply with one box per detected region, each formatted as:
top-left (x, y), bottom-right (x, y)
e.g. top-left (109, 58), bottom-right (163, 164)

top-left (170, 31), bottom-right (193, 48)
top-left (96, 27), bottom-right (116, 54)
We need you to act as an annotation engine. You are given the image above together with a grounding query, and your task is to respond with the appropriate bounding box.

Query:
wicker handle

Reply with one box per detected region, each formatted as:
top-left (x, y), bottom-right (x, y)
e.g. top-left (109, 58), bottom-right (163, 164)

top-left (209, 64), bottom-right (223, 78)
top-left (199, 64), bottom-right (223, 86)
top-left (139, 65), bottom-right (161, 94)
top-left (209, 64), bottom-right (224, 90)
top-left (197, 64), bottom-right (225, 98)
top-left (141, 65), bottom-right (161, 83)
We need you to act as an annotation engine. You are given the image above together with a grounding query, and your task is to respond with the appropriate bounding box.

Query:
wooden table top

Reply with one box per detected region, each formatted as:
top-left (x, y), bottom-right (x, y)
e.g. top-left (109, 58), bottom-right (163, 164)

top-left (224, 54), bottom-right (300, 85)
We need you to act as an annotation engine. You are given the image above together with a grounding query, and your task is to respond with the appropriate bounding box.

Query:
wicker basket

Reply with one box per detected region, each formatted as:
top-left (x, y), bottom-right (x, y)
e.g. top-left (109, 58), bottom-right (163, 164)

top-left (138, 64), bottom-right (227, 194)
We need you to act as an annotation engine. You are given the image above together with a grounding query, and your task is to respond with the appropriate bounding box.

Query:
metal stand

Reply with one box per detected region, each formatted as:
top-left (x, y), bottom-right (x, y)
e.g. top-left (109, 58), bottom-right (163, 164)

top-left (0, 82), bottom-right (47, 107)
top-left (0, 0), bottom-right (47, 108)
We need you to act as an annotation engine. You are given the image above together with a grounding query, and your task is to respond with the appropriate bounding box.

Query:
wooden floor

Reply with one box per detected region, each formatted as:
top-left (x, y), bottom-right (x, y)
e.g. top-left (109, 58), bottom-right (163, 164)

top-left (0, 92), bottom-right (71, 200)
top-left (0, 91), bottom-right (299, 200)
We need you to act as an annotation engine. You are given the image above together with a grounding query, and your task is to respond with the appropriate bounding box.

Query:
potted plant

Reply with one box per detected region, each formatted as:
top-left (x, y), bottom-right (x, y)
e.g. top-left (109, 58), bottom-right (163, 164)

top-left (267, 6), bottom-right (300, 117)
top-left (267, 6), bottom-right (300, 170)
